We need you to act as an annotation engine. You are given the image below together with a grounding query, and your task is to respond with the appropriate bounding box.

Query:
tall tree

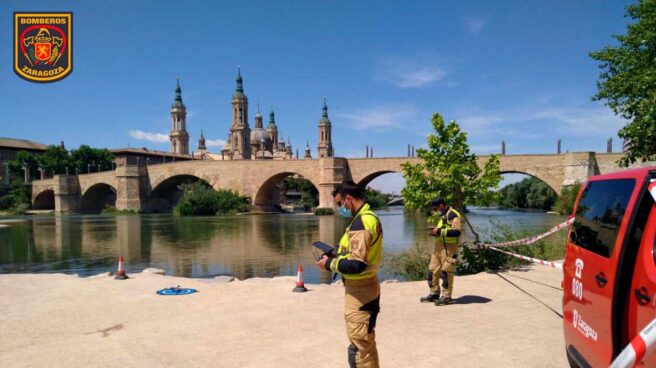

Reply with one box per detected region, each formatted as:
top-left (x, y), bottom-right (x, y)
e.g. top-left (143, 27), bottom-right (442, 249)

top-left (590, 0), bottom-right (656, 166)
top-left (401, 113), bottom-right (502, 242)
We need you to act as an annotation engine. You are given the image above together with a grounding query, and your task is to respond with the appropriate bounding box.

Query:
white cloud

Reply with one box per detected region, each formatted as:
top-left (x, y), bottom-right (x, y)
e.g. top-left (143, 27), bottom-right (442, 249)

top-left (458, 114), bottom-right (503, 134)
top-left (376, 59), bottom-right (447, 89)
top-left (336, 104), bottom-right (419, 131)
top-left (531, 106), bottom-right (625, 137)
top-left (129, 130), bottom-right (169, 143)
top-left (206, 138), bottom-right (227, 148)
top-left (465, 18), bottom-right (486, 35)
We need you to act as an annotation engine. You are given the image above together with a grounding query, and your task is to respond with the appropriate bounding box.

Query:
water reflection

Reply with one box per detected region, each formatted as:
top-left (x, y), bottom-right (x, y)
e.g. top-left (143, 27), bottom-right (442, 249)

top-left (0, 208), bottom-right (566, 283)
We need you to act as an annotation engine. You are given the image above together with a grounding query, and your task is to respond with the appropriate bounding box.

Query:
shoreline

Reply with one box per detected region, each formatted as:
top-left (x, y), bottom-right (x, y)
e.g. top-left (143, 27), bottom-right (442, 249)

top-left (1, 266), bottom-right (568, 367)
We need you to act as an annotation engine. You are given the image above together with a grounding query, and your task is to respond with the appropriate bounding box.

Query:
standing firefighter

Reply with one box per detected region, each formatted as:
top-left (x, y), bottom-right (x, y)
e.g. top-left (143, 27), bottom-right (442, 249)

top-left (420, 197), bottom-right (463, 306)
top-left (316, 181), bottom-right (383, 368)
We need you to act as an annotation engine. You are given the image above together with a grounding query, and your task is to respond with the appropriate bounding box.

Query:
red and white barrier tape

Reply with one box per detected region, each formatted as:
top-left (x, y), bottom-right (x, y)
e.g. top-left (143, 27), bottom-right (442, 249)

top-left (485, 217), bottom-right (575, 248)
top-left (610, 317), bottom-right (656, 368)
top-left (482, 244), bottom-right (563, 270)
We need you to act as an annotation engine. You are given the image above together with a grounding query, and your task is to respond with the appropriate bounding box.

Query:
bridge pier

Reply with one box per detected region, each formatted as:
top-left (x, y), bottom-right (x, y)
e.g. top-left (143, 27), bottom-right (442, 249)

top-left (115, 165), bottom-right (146, 212)
top-left (317, 157), bottom-right (349, 209)
top-left (562, 152), bottom-right (600, 187)
top-left (53, 175), bottom-right (80, 214)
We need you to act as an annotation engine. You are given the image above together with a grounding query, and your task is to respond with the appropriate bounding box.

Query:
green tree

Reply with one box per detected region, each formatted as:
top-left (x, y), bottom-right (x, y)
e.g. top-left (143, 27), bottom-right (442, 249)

top-left (7, 151), bottom-right (40, 179)
top-left (40, 145), bottom-right (71, 175)
top-left (590, 0), bottom-right (656, 166)
top-left (69, 145), bottom-right (114, 174)
top-left (364, 187), bottom-right (391, 210)
top-left (552, 183), bottom-right (581, 215)
top-left (175, 182), bottom-right (250, 216)
top-left (498, 177), bottom-right (557, 210)
top-left (401, 113), bottom-right (502, 242)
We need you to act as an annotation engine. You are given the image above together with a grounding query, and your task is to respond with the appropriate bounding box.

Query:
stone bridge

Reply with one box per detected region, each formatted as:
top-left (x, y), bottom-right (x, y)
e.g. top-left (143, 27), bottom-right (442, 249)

top-left (30, 152), bottom-right (649, 213)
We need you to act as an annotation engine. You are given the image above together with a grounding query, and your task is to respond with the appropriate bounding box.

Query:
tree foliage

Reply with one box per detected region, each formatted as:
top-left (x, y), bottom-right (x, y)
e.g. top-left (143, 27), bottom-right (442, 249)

top-left (0, 180), bottom-right (30, 211)
top-left (401, 113), bottom-right (502, 240)
top-left (7, 144), bottom-right (114, 179)
top-left (590, 0), bottom-right (656, 166)
top-left (175, 182), bottom-right (250, 216)
top-left (364, 187), bottom-right (391, 210)
top-left (498, 177), bottom-right (557, 210)
top-left (552, 183), bottom-right (581, 216)
top-left (279, 176), bottom-right (319, 211)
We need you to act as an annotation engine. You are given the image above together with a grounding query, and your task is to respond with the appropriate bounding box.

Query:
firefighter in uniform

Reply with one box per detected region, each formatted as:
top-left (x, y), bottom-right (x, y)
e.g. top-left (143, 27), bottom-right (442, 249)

top-left (420, 197), bottom-right (463, 306)
top-left (316, 181), bottom-right (383, 368)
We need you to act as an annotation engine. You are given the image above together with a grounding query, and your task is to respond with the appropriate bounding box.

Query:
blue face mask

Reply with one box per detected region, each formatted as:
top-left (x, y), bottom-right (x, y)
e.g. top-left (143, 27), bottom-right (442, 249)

top-left (338, 205), bottom-right (353, 218)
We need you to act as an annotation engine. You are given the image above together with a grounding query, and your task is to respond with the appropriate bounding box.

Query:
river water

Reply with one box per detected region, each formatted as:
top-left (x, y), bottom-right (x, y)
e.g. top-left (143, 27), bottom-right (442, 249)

top-left (0, 207), bottom-right (566, 283)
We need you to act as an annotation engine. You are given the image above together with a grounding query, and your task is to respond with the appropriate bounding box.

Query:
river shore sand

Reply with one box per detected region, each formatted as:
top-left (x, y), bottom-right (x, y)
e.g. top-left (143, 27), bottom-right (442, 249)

top-left (1, 266), bottom-right (567, 367)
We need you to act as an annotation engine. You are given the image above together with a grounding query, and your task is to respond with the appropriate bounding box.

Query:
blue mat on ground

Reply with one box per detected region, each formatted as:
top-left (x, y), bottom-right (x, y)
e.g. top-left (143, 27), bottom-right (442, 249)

top-left (156, 286), bottom-right (198, 296)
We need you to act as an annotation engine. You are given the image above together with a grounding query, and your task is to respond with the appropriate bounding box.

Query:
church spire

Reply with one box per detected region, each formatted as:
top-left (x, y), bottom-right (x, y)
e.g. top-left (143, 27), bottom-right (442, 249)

top-left (235, 66), bottom-right (244, 95)
top-left (322, 97), bottom-right (328, 118)
top-left (172, 75), bottom-right (184, 108)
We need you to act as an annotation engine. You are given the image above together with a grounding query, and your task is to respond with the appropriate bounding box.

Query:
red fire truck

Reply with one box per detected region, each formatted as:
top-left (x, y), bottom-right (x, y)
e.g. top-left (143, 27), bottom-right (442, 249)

top-left (563, 166), bottom-right (656, 367)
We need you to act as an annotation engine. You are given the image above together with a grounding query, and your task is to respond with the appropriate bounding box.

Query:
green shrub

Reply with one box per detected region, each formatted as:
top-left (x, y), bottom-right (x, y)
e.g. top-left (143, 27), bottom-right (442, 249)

top-left (384, 242), bottom-right (432, 281)
top-left (8, 203), bottom-right (29, 215)
top-left (459, 219), bottom-right (567, 274)
top-left (552, 183), bottom-right (581, 215)
top-left (364, 187), bottom-right (390, 210)
top-left (314, 208), bottom-right (335, 216)
top-left (101, 206), bottom-right (137, 215)
top-left (0, 181), bottom-right (30, 210)
top-left (175, 182), bottom-right (250, 216)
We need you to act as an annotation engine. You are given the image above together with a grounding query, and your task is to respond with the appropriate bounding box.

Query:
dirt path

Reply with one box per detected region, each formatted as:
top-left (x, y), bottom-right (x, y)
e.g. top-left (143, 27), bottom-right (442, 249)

top-left (0, 266), bottom-right (567, 367)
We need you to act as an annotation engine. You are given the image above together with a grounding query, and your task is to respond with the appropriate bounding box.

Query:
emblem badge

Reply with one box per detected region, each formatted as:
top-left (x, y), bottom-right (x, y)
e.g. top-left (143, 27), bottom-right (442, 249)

top-left (14, 12), bottom-right (73, 83)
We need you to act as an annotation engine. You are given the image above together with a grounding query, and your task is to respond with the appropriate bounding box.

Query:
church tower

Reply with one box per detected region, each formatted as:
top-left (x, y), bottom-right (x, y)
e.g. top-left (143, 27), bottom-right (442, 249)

top-left (169, 77), bottom-right (189, 155)
top-left (267, 107), bottom-right (279, 150)
top-left (198, 129), bottom-right (207, 151)
top-left (304, 141), bottom-right (312, 159)
top-left (317, 98), bottom-right (334, 157)
top-left (228, 67), bottom-right (251, 159)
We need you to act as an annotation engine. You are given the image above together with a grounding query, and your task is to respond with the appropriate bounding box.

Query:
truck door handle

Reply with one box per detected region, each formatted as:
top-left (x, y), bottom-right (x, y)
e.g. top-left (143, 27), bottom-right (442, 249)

top-left (595, 273), bottom-right (607, 287)
top-left (635, 287), bottom-right (651, 306)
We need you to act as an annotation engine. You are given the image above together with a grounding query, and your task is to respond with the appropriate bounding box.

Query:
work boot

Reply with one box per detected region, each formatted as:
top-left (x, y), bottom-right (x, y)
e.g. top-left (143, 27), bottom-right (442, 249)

top-left (419, 293), bottom-right (439, 303)
top-left (434, 296), bottom-right (453, 306)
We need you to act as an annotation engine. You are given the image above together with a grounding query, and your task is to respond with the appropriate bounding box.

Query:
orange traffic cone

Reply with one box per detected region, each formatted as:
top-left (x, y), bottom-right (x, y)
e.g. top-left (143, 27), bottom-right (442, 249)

top-left (114, 256), bottom-right (129, 280)
top-left (292, 264), bottom-right (308, 292)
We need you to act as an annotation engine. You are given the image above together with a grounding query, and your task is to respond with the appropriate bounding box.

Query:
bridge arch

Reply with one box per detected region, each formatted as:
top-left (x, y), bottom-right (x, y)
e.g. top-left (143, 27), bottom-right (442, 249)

top-left (81, 183), bottom-right (117, 213)
top-left (253, 172), bottom-right (321, 212)
top-left (32, 189), bottom-right (55, 210)
top-left (499, 170), bottom-right (561, 194)
top-left (147, 174), bottom-right (208, 213)
top-left (356, 169), bottom-right (400, 189)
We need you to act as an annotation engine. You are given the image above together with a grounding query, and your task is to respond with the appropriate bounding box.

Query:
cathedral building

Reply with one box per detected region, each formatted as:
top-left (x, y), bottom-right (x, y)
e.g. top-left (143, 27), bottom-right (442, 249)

top-left (171, 68), bottom-right (333, 161)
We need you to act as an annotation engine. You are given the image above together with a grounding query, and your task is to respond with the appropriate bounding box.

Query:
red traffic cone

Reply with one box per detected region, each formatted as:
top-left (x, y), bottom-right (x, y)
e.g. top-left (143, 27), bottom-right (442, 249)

top-left (114, 256), bottom-right (129, 280)
top-left (292, 264), bottom-right (308, 292)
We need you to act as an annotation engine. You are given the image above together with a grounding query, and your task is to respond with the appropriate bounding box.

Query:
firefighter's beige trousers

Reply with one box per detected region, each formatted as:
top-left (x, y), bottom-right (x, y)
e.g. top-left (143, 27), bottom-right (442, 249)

top-left (344, 277), bottom-right (380, 368)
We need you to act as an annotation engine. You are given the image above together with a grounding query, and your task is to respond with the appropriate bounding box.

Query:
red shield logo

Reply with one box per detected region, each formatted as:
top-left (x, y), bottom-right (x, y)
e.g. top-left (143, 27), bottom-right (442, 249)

top-left (34, 42), bottom-right (51, 60)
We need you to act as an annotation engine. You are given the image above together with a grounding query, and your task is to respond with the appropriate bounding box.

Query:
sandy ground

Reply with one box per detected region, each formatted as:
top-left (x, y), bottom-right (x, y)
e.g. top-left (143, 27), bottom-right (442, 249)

top-left (0, 266), bottom-right (568, 368)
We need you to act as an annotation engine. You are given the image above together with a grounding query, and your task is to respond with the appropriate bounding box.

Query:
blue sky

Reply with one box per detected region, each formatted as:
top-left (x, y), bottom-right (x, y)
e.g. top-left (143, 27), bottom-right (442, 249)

top-left (0, 1), bottom-right (634, 193)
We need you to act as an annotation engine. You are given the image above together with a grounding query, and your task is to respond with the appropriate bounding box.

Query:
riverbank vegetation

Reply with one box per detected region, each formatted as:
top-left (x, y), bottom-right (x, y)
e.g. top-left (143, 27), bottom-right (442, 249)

top-left (175, 182), bottom-right (250, 216)
top-left (0, 181), bottom-right (31, 215)
top-left (384, 219), bottom-right (567, 280)
top-left (551, 183), bottom-right (581, 215)
top-left (279, 176), bottom-right (318, 211)
top-left (363, 187), bottom-right (391, 210)
top-left (498, 177), bottom-right (557, 211)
